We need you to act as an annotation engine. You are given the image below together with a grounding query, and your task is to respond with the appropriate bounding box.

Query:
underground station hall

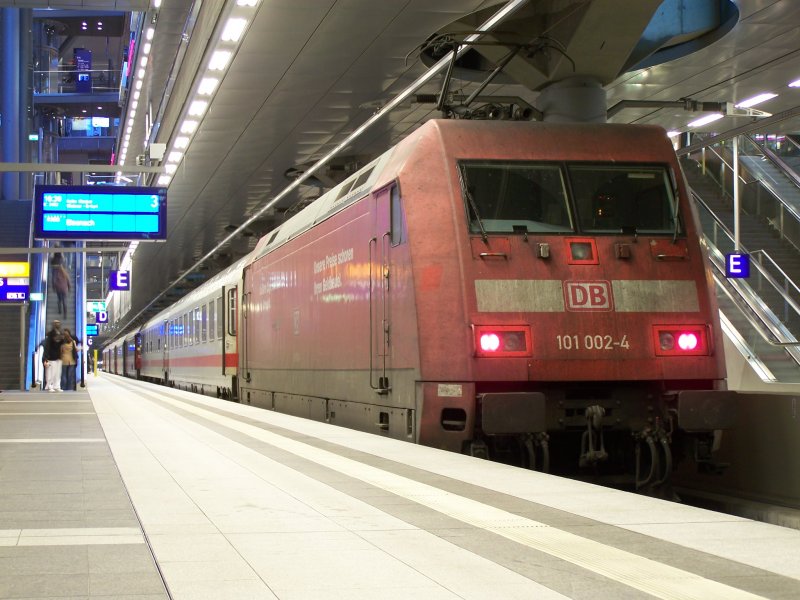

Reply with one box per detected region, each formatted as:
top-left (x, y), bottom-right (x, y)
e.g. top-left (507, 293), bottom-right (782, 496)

top-left (2, 1), bottom-right (800, 598)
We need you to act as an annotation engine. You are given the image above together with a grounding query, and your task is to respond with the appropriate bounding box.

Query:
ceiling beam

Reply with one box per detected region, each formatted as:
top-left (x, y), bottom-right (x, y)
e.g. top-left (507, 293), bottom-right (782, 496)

top-left (0, 163), bottom-right (163, 173)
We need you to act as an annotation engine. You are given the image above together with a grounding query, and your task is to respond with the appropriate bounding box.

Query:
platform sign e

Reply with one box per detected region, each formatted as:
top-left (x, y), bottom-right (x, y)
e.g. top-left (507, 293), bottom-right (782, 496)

top-left (109, 270), bottom-right (130, 291)
top-left (726, 254), bottom-right (750, 278)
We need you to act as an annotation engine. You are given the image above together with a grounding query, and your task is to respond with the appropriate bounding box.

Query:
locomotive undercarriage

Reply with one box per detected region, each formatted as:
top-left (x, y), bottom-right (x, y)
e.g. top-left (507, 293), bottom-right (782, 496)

top-left (469, 383), bottom-right (735, 493)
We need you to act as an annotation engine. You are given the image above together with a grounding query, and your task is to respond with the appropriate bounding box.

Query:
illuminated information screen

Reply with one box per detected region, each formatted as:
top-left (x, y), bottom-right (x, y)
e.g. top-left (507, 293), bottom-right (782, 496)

top-left (0, 262), bottom-right (30, 302)
top-left (34, 185), bottom-right (167, 240)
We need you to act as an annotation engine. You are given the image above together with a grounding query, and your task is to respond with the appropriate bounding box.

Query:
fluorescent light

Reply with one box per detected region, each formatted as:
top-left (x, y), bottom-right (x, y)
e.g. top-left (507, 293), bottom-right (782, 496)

top-left (153, 0), bottom-right (162, 8)
top-left (146, 27), bottom-right (155, 41)
top-left (221, 18), bottom-right (248, 42)
top-left (135, 80), bottom-right (143, 90)
top-left (137, 68), bottom-right (145, 79)
top-left (209, 50), bottom-right (233, 71)
top-left (126, 125), bottom-right (133, 133)
top-left (789, 79), bottom-right (800, 88)
top-left (167, 151), bottom-right (183, 163)
top-left (188, 100), bottom-right (208, 116)
top-left (174, 136), bottom-right (190, 149)
top-left (158, 175), bottom-right (171, 186)
top-left (181, 119), bottom-right (199, 133)
top-left (131, 100), bottom-right (138, 110)
top-left (237, 0), bottom-right (259, 6)
top-left (198, 77), bottom-right (219, 96)
top-left (688, 113), bottom-right (724, 128)
top-left (140, 56), bottom-right (148, 67)
top-left (133, 90), bottom-right (141, 100)
top-left (164, 164), bottom-right (177, 174)
top-left (666, 131), bottom-right (681, 138)
top-left (735, 93), bottom-right (778, 108)
top-left (143, 42), bottom-right (152, 55)
top-left (129, 109), bottom-right (136, 118)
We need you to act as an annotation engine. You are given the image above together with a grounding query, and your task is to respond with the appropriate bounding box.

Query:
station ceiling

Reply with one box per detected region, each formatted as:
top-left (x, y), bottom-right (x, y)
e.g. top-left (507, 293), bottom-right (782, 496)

top-left (7, 0), bottom-right (800, 330)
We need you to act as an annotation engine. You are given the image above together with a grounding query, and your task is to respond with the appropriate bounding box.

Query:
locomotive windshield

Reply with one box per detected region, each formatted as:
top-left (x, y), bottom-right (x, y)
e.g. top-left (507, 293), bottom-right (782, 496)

top-left (459, 162), bottom-right (573, 233)
top-left (459, 161), bottom-right (680, 235)
top-left (568, 165), bottom-right (679, 234)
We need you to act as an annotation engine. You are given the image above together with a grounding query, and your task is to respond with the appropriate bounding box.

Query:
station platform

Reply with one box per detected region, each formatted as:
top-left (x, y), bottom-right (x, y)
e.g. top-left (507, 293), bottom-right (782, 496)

top-left (3, 376), bottom-right (800, 599)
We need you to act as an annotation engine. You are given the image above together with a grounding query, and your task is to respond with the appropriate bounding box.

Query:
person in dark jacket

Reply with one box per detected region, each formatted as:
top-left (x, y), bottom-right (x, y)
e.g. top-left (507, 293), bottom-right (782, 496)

top-left (43, 320), bottom-right (64, 392)
top-left (52, 263), bottom-right (71, 316)
top-left (53, 265), bottom-right (72, 317)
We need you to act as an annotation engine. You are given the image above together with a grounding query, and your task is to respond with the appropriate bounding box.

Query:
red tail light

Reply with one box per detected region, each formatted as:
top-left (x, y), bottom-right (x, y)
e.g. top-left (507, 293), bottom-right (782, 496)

top-left (474, 325), bottom-right (531, 357)
top-left (653, 325), bottom-right (709, 356)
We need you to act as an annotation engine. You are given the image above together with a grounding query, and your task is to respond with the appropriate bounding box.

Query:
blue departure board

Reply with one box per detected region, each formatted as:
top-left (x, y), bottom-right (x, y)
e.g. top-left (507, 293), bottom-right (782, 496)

top-left (34, 185), bottom-right (167, 240)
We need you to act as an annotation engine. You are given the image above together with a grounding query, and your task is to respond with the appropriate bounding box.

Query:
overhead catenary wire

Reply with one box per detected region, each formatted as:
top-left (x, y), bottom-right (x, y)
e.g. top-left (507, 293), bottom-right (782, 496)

top-left (112, 0), bottom-right (532, 335)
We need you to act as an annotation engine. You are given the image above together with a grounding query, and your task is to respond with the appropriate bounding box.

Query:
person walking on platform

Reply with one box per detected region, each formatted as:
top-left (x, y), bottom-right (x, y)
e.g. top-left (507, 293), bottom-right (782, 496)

top-left (60, 330), bottom-right (77, 391)
top-left (43, 320), bottom-right (64, 392)
top-left (52, 262), bottom-right (71, 317)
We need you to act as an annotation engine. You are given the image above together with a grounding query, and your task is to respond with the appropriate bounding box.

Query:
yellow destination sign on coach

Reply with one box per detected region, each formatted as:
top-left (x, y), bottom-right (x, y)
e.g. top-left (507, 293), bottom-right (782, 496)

top-left (0, 262), bottom-right (30, 277)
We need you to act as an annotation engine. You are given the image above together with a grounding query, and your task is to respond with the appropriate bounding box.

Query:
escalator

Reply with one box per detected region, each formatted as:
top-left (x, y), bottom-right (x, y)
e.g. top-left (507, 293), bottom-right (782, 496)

top-left (679, 138), bottom-right (800, 382)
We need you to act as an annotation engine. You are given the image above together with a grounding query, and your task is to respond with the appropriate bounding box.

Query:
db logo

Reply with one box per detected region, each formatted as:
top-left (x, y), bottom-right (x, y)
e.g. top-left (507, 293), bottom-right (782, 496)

top-left (564, 281), bottom-right (613, 311)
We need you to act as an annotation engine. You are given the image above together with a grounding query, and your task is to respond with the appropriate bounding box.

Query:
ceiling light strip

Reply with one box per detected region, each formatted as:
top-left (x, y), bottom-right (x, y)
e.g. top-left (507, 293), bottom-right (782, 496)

top-left (158, 0), bottom-right (262, 187)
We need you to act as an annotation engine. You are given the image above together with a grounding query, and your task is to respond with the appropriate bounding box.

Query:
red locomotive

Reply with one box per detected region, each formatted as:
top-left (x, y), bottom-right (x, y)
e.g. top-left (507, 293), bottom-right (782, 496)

top-left (106, 120), bottom-right (736, 488)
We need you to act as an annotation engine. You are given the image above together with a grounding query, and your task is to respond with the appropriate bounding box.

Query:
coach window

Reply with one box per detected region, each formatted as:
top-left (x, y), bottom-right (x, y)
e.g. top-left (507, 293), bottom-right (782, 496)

top-left (201, 304), bottom-right (208, 343)
top-left (208, 302), bottom-right (215, 342)
top-left (182, 313), bottom-right (188, 347)
top-left (390, 185), bottom-right (405, 246)
top-left (227, 288), bottom-right (237, 336)
top-left (458, 161), bottom-right (573, 234)
top-left (194, 308), bottom-right (201, 344)
top-left (186, 312), bottom-right (192, 345)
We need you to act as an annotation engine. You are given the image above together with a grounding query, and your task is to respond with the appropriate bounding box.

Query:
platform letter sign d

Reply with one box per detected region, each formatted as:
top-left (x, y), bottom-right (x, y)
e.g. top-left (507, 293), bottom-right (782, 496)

top-left (109, 270), bottom-right (131, 291)
top-left (725, 254), bottom-right (750, 279)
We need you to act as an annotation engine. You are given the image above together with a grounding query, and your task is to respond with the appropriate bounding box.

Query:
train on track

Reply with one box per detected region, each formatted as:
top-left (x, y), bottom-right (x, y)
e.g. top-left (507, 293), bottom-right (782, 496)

top-left (103, 119), bottom-right (738, 489)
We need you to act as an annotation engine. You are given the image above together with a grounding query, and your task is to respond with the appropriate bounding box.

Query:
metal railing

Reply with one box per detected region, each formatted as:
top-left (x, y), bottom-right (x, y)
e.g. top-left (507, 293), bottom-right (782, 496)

top-left (684, 137), bottom-right (800, 251)
top-left (33, 68), bottom-right (119, 95)
top-left (691, 192), bottom-right (800, 376)
top-left (693, 191), bottom-right (800, 317)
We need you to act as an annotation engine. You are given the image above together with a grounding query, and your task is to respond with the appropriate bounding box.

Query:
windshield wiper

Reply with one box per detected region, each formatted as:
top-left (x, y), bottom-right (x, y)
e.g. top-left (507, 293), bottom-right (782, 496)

top-left (458, 167), bottom-right (488, 242)
top-left (669, 168), bottom-right (681, 243)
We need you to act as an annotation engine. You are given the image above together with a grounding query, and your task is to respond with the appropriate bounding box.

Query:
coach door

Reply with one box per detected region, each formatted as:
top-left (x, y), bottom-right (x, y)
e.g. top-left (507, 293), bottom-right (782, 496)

top-left (369, 185), bottom-right (396, 393)
top-left (162, 319), bottom-right (169, 384)
top-left (239, 267), bottom-right (251, 385)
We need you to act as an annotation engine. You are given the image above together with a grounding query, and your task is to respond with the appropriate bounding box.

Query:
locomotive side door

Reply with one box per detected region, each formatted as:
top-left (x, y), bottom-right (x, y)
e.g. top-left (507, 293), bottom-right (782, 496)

top-left (369, 185), bottom-right (395, 392)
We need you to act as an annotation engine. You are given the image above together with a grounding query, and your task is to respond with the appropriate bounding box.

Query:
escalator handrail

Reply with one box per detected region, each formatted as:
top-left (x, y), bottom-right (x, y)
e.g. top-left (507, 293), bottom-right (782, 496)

top-left (744, 133), bottom-right (800, 191)
top-left (707, 242), bottom-right (800, 354)
top-left (693, 191), bottom-right (800, 319)
top-left (750, 248), bottom-right (800, 300)
top-left (685, 137), bottom-right (800, 225)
